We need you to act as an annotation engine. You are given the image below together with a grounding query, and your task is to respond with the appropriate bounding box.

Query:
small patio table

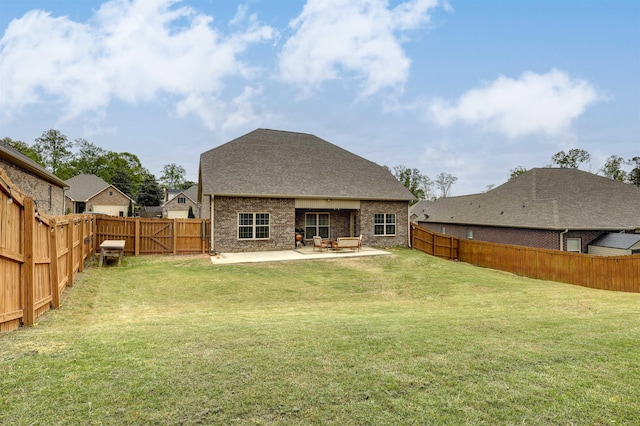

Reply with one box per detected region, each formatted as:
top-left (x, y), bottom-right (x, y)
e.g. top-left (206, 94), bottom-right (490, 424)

top-left (99, 240), bottom-right (126, 266)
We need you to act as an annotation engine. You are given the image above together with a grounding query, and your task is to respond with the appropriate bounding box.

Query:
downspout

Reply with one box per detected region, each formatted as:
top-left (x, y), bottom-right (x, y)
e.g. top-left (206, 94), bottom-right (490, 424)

top-left (209, 194), bottom-right (216, 255)
top-left (559, 229), bottom-right (568, 251)
top-left (407, 204), bottom-right (412, 248)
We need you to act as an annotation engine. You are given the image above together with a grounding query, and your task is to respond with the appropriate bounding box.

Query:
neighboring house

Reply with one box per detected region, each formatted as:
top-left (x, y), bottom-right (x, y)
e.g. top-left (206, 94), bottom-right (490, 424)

top-left (162, 185), bottom-right (200, 218)
top-left (65, 174), bottom-right (134, 216)
top-left (412, 168), bottom-right (640, 253)
top-left (199, 129), bottom-right (415, 253)
top-left (588, 233), bottom-right (640, 256)
top-left (0, 141), bottom-right (68, 215)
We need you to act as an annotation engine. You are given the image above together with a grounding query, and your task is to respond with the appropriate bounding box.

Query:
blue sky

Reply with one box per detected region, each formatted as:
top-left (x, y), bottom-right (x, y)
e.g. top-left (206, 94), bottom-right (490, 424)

top-left (1, 0), bottom-right (638, 195)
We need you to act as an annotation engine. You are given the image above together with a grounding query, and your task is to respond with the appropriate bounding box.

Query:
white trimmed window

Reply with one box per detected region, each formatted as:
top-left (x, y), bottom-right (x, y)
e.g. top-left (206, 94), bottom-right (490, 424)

top-left (178, 197), bottom-right (186, 204)
top-left (305, 213), bottom-right (330, 239)
top-left (374, 213), bottom-right (396, 236)
top-left (466, 229), bottom-right (473, 239)
top-left (238, 213), bottom-right (270, 240)
top-left (567, 238), bottom-right (581, 253)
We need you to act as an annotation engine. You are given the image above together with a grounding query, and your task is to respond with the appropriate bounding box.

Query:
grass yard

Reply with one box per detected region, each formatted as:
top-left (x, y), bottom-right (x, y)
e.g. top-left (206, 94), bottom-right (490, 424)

top-left (1, 248), bottom-right (639, 425)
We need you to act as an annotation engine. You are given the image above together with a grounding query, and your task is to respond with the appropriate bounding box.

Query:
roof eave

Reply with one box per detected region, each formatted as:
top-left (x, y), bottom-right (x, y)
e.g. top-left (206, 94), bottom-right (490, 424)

top-left (202, 192), bottom-right (414, 202)
top-left (0, 149), bottom-right (68, 188)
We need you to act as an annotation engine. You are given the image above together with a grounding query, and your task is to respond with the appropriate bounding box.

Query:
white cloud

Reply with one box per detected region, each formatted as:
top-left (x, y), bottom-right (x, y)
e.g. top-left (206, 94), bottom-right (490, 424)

top-left (428, 69), bottom-right (602, 138)
top-left (0, 0), bottom-right (276, 128)
top-left (277, 0), bottom-right (441, 98)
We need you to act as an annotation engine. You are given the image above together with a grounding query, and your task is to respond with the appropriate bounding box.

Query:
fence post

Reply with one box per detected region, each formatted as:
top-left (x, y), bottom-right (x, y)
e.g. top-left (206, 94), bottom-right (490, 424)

top-left (78, 217), bottom-right (85, 272)
top-left (173, 219), bottom-right (178, 255)
top-left (49, 218), bottom-right (60, 309)
top-left (67, 218), bottom-right (74, 287)
top-left (135, 218), bottom-right (140, 256)
top-left (22, 197), bottom-right (36, 326)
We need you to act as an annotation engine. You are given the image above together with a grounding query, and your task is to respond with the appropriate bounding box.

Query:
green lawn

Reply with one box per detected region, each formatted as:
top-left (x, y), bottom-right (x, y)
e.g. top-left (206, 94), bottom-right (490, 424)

top-left (2, 248), bottom-right (639, 425)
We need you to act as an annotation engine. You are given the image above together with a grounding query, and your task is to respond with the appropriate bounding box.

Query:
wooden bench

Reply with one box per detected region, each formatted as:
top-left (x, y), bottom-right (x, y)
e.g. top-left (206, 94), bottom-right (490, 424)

top-left (99, 240), bottom-right (126, 266)
top-left (333, 237), bottom-right (361, 252)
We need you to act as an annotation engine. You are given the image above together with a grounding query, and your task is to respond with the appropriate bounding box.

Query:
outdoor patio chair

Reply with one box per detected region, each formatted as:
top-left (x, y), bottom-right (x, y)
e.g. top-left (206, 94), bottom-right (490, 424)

top-left (313, 236), bottom-right (329, 252)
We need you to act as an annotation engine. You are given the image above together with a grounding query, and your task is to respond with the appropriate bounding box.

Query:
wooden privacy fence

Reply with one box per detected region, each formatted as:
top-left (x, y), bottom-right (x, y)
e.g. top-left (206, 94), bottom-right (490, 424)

top-left (0, 170), bottom-right (95, 332)
top-left (410, 224), bottom-right (459, 259)
top-left (458, 239), bottom-right (640, 293)
top-left (411, 223), bottom-right (640, 293)
top-left (94, 216), bottom-right (210, 255)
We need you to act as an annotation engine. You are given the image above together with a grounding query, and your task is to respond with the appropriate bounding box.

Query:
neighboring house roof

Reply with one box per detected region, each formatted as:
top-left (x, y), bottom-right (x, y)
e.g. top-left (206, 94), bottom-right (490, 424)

top-left (589, 233), bottom-right (640, 250)
top-left (0, 141), bottom-right (68, 188)
top-left (414, 168), bottom-right (640, 231)
top-left (162, 185), bottom-right (199, 207)
top-left (164, 185), bottom-right (199, 206)
top-left (184, 184), bottom-right (198, 202)
top-left (199, 129), bottom-right (415, 201)
top-left (65, 174), bottom-right (134, 202)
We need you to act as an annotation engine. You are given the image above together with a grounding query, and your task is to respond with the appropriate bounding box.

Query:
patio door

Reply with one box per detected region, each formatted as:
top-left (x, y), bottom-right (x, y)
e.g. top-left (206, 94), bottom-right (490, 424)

top-left (350, 212), bottom-right (359, 237)
top-left (305, 212), bottom-right (330, 239)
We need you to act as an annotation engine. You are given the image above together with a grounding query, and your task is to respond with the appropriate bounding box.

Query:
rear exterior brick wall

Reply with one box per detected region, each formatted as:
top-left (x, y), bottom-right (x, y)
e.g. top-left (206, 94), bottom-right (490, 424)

top-left (208, 196), bottom-right (411, 252)
top-left (213, 196), bottom-right (295, 252)
top-left (361, 200), bottom-right (409, 248)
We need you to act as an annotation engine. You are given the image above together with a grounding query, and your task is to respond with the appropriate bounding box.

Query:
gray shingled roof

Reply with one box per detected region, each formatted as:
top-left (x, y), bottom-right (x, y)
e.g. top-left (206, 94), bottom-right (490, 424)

top-left (0, 141), bottom-right (68, 188)
top-left (163, 185), bottom-right (199, 207)
top-left (199, 129), bottom-right (415, 201)
top-left (413, 168), bottom-right (640, 230)
top-left (65, 174), bottom-right (118, 201)
top-left (590, 233), bottom-right (640, 249)
top-left (184, 184), bottom-right (199, 202)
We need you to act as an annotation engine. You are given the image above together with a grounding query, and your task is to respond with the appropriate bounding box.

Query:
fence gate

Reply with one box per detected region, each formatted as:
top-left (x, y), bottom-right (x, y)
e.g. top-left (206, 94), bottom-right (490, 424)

top-left (140, 219), bottom-right (174, 254)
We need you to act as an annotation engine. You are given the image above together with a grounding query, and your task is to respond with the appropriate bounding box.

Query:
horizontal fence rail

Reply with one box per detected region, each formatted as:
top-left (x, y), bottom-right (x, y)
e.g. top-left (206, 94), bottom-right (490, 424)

top-left (1, 164), bottom-right (212, 332)
top-left (410, 224), bottom-right (459, 260)
top-left (94, 216), bottom-right (210, 255)
top-left (0, 169), bottom-right (95, 332)
top-left (411, 223), bottom-right (640, 293)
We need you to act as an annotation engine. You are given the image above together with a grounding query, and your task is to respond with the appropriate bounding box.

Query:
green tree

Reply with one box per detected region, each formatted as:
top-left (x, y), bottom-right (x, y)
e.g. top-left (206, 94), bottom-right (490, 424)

top-left (179, 180), bottom-right (197, 190)
top-left (628, 156), bottom-right (640, 187)
top-left (69, 138), bottom-right (108, 176)
top-left (99, 152), bottom-right (145, 199)
top-left (389, 165), bottom-right (433, 203)
top-left (160, 163), bottom-right (187, 189)
top-left (1, 137), bottom-right (44, 165)
top-left (188, 205), bottom-right (195, 219)
top-left (509, 166), bottom-right (527, 180)
top-left (34, 129), bottom-right (73, 175)
top-left (136, 173), bottom-right (163, 207)
top-left (551, 148), bottom-right (590, 169)
top-left (600, 155), bottom-right (627, 181)
top-left (111, 169), bottom-right (133, 198)
top-left (434, 172), bottom-right (458, 198)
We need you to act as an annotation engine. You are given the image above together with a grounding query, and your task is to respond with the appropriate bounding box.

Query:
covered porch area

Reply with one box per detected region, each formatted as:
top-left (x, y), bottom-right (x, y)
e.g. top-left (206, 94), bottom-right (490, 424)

top-left (294, 199), bottom-right (361, 246)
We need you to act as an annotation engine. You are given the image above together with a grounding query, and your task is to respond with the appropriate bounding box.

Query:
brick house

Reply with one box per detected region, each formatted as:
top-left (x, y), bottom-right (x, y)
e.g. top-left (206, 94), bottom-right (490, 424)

top-left (65, 174), bottom-right (134, 216)
top-left (411, 168), bottom-right (640, 253)
top-left (199, 129), bottom-right (415, 253)
top-left (0, 141), bottom-right (68, 215)
top-left (162, 185), bottom-right (200, 218)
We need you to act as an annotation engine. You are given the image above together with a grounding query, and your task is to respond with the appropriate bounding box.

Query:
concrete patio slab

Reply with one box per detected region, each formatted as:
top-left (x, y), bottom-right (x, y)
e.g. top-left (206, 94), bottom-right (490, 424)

top-left (210, 245), bottom-right (391, 264)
